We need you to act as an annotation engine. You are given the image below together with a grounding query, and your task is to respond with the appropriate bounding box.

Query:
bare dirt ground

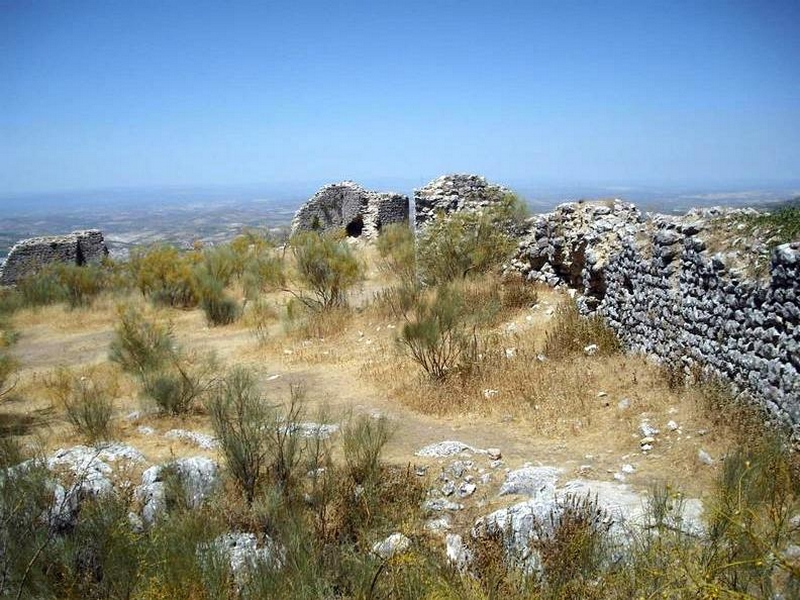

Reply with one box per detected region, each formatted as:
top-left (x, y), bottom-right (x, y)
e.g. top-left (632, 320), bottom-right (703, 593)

top-left (4, 258), bottom-right (736, 524)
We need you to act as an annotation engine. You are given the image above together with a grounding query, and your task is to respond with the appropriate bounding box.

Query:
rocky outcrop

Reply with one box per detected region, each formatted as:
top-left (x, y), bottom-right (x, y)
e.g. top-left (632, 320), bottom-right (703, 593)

top-left (0, 229), bottom-right (109, 286)
top-left (510, 202), bottom-right (800, 436)
top-left (291, 181), bottom-right (408, 238)
top-left (413, 174), bottom-right (513, 229)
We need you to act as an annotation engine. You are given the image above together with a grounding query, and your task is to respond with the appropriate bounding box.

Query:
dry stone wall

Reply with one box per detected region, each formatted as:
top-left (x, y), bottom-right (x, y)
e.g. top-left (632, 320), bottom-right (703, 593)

top-left (291, 181), bottom-right (408, 238)
top-left (0, 229), bottom-right (108, 286)
top-left (413, 174), bottom-right (512, 229)
top-left (511, 202), bottom-right (800, 436)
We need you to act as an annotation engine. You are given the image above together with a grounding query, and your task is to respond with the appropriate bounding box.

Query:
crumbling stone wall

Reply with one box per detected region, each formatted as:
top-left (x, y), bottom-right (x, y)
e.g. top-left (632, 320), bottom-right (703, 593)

top-left (291, 181), bottom-right (408, 238)
top-left (511, 202), bottom-right (799, 435)
top-left (0, 229), bottom-right (109, 286)
top-left (413, 174), bottom-right (513, 229)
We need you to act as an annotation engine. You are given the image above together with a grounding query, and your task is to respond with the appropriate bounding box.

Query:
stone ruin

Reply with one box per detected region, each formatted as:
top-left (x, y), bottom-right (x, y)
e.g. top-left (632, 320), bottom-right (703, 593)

top-left (508, 200), bottom-right (799, 436)
top-left (0, 229), bottom-right (109, 286)
top-left (413, 173), bottom-right (513, 229)
top-left (291, 181), bottom-right (409, 239)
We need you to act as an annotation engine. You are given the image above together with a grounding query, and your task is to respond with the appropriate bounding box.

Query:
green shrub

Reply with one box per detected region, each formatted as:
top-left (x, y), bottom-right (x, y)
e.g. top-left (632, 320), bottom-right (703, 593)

top-left (290, 232), bottom-right (362, 309)
top-left (141, 351), bottom-right (218, 415)
top-left (52, 263), bottom-right (107, 308)
top-left (209, 367), bottom-right (276, 505)
top-left (61, 372), bottom-right (114, 444)
top-left (398, 286), bottom-right (475, 380)
top-left (532, 494), bottom-right (612, 597)
top-left (417, 194), bottom-right (526, 285)
top-left (0, 440), bottom-right (59, 598)
top-left (108, 304), bottom-right (175, 376)
top-left (17, 267), bottom-right (67, 307)
top-left (736, 203), bottom-right (800, 249)
top-left (195, 270), bottom-right (241, 326)
top-left (129, 244), bottom-right (200, 308)
top-left (241, 253), bottom-right (285, 301)
top-left (376, 222), bottom-right (416, 284)
top-left (59, 492), bottom-right (143, 599)
top-left (341, 414), bottom-right (391, 488)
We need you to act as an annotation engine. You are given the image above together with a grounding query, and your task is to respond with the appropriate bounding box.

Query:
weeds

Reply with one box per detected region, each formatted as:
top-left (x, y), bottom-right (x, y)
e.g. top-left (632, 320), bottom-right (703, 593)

top-left (376, 222), bottom-right (416, 285)
top-left (209, 368), bottom-right (276, 505)
top-left (245, 298), bottom-right (277, 345)
top-left (398, 285), bottom-right (475, 380)
top-left (63, 373), bottom-right (114, 443)
top-left (141, 350), bottom-right (218, 415)
top-left (109, 304), bottom-right (175, 376)
top-left (416, 194), bottom-right (526, 285)
top-left (543, 300), bottom-right (620, 359)
top-left (288, 231), bottom-right (362, 310)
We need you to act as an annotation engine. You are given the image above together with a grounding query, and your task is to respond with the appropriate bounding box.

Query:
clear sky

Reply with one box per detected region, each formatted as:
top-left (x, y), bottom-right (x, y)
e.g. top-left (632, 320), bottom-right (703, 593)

top-left (1, 0), bottom-right (799, 195)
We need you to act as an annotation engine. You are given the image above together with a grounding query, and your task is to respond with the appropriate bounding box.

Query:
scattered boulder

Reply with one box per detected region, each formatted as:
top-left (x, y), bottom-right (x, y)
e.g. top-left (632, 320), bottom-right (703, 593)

top-left (164, 429), bottom-right (218, 450)
top-left (136, 456), bottom-right (219, 525)
top-left (415, 441), bottom-right (481, 458)
top-left (372, 532), bottom-right (412, 559)
top-left (0, 229), bottom-right (108, 286)
top-left (291, 181), bottom-right (408, 238)
top-left (39, 444), bottom-right (145, 529)
top-left (205, 532), bottom-right (282, 582)
top-left (499, 466), bottom-right (561, 497)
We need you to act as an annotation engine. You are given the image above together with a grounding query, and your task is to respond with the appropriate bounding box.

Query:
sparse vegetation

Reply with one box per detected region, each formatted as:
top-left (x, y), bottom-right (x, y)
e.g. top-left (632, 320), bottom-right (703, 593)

top-left (48, 367), bottom-right (115, 443)
top-left (417, 194), bottom-right (527, 285)
top-left (398, 285), bottom-right (475, 380)
top-left (543, 300), bottom-right (620, 359)
top-left (376, 222), bottom-right (416, 285)
top-left (109, 304), bottom-right (175, 375)
top-left (1, 205), bottom-right (797, 600)
top-left (288, 231), bottom-right (362, 310)
top-left (736, 202), bottom-right (800, 249)
top-left (209, 367), bottom-right (276, 504)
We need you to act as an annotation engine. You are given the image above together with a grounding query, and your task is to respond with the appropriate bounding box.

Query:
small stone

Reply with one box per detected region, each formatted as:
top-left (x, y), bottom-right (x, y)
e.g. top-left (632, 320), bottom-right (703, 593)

top-left (640, 436), bottom-right (655, 446)
top-left (597, 391), bottom-right (608, 398)
top-left (423, 498), bottom-right (463, 512)
top-left (667, 420), bottom-right (679, 431)
top-left (584, 344), bottom-right (598, 356)
top-left (425, 516), bottom-right (451, 532)
top-left (441, 482), bottom-right (456, 496)
top-left (621, 463), bottom-right (636, 474)
top-left (372, 533), bottom-right (411, 559)
top-left (458, 483), bottom-right (477, 498)
top-left (639, 422), bottom-right (660, 437)
top-left (487, 448), bottom-right (502, 460)
top-left (617, 398), bottom-right (631, 410)
top-left (698, 449), bottom-right (714, 465)
top-left (483, 389), bottom-right (499, 399)
top-left (489, 459), bottom-right (503, 469)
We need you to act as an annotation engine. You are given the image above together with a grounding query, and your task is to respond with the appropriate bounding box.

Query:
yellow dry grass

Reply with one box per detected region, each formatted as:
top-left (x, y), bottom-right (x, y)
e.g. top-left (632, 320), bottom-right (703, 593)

top-left (1, 245), bottom-right (745, 500)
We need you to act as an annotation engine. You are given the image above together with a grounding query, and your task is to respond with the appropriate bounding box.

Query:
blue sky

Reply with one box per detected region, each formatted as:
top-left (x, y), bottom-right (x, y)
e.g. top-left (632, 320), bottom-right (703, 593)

top-left (1, 0), bottom-right (799, 195)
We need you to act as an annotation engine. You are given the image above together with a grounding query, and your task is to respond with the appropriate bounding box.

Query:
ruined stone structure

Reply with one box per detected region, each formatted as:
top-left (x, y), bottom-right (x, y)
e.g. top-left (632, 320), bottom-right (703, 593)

top-left (0, 229), bottom-right (109, 286)
top-left (510, 201), bottom-right (800, 436)
top-left (291, 181), bottom-right (408, 238)
top-left (413, 174), bottom-right (513, 229)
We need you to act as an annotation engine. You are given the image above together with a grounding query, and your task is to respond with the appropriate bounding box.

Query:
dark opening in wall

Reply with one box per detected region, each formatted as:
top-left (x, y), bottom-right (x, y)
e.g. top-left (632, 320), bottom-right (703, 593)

top-left (623, 274), bottom-right (634, 294)
top-left (346, 216), bottom-right (364, 237)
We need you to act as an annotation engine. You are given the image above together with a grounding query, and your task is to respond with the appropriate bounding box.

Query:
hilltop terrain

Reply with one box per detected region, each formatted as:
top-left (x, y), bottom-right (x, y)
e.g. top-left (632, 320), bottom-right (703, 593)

top-left (0, 177), bottom-right (797, 599)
